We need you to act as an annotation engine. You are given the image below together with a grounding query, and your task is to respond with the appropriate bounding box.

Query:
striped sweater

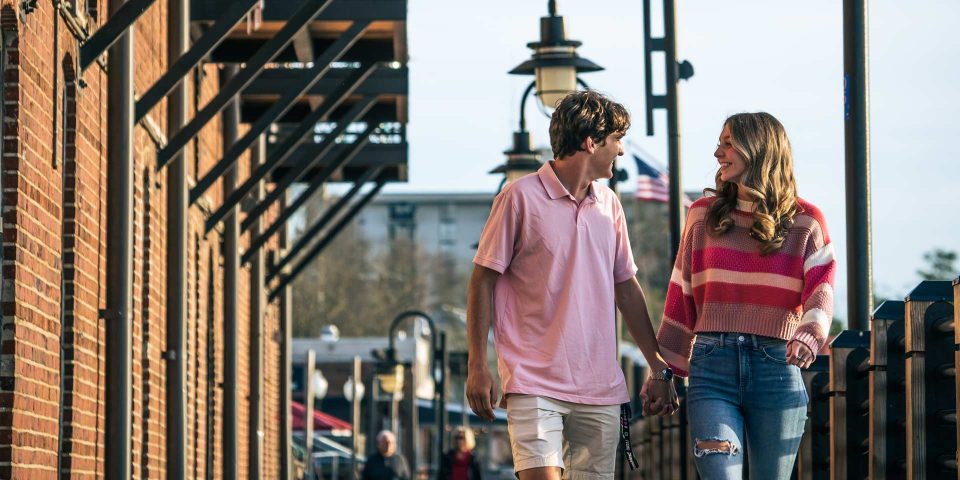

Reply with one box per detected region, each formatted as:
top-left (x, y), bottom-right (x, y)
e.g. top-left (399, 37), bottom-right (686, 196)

top-left (656, 196), bottom-right (836, 376)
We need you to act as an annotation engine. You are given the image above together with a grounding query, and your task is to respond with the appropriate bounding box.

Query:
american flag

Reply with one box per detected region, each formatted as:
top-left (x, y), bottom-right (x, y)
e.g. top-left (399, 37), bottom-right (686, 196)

top-left (632, 154), bottom-right (692, 206)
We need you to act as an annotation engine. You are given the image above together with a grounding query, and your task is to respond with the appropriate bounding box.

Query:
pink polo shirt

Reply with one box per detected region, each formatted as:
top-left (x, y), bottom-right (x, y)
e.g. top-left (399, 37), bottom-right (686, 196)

top-left (474, 162), bottom-right (637, 406)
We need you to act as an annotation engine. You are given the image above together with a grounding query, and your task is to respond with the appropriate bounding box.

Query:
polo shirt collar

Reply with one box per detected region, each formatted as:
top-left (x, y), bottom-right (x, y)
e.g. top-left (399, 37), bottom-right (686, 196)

top-left (538, 161), bottom-right (597, 201)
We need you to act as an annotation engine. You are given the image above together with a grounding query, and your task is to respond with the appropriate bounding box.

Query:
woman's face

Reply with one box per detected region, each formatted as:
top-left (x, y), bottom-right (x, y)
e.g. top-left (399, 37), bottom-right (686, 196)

top-left (454, 433), bottom-right (468, 452)
top-left (714, 123), bottom-right (747, 184)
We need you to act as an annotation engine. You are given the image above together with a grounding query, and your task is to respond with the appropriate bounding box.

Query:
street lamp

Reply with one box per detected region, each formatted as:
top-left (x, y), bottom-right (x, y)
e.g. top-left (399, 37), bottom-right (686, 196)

top-left (494, 1), bottom-right (604, 190)
top-left (312, 370), bottom-right (328, 401)
top-left (383, 310), bottom-right (448, 479)
top-left (343, 375), bottom-right (365, 402)
top-left (376, 364), bottom-right (404, 396)
top-left (509, 0), bottom-right (604, 110)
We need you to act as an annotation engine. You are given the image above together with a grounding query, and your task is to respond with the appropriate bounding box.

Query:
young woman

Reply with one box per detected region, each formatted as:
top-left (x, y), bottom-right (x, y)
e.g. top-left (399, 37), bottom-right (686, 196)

top-left (439, 427), bottom-right (483, 480)
top-left (652, 112), bottom-right (835, 479)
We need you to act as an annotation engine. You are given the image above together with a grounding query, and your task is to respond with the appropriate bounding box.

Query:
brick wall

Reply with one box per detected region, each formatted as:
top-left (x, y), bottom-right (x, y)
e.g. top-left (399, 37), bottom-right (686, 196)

top-left (0, 1), bottom-right (284, 478)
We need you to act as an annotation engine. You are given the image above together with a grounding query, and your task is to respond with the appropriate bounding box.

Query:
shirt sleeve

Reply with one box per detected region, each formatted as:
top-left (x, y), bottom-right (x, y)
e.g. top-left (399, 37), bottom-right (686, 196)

top-left (790, 216), bottom-right (836, 354)
top-left (612, 195), bottom-right (639, 284)
top-left (473, 187), bottom-right (521, 274)
top-left (655, 209), bottom-right (700, 377)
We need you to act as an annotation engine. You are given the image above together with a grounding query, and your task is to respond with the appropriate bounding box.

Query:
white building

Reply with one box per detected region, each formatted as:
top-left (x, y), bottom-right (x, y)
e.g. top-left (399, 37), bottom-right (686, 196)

top-left (353, 192), bottom-right (494, 267)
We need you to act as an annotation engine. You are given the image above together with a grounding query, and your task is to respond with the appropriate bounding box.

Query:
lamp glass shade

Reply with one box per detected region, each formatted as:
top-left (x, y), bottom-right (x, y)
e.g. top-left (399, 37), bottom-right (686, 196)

top-left (378, 364), bottom-right (405, 394)
top-left (535, 65), bottom-right (576, 110)
top-left (311, 370), bottom-right (328, 400)
top-left (343, 375), bottom-right (365, 402)
top-left (506, 168), bottom-right (537, 183)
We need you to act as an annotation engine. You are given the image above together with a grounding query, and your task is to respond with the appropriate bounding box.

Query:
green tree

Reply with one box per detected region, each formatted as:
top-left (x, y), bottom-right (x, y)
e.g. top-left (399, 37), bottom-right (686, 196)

top-left (291, 193), bottom-right (457, 338)
top-left (917, 248), bottom-right (959, 281)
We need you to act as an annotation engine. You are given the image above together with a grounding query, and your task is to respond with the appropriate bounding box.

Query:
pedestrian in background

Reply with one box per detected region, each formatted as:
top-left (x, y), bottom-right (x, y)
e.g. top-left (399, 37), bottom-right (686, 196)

top-left (361, 430), bottom-right (410, 480)
top-left (439, 427), bottom-right (482, 480)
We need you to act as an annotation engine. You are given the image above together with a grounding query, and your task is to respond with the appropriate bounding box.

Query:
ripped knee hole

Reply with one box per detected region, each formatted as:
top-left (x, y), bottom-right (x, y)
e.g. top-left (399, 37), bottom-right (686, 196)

top-left (693, 438), bottom-right (740, 458)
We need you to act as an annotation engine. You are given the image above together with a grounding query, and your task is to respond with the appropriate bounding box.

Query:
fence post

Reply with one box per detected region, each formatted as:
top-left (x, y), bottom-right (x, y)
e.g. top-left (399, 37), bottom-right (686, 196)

top-left (904, 280), bottom-right (956, 479)
top-left (797, 355), bottom-right (830, 479)
top-left (869, 300), bottom-right (907, 479)
top-left (829, 330), bottom-right (871, 479)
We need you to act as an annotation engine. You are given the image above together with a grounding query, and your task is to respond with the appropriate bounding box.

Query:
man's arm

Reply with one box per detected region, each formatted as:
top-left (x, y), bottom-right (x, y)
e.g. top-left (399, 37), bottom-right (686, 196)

top-left (615, 277), bottom-right (679, 414)
top-left (466, 265), bottom-right (500, 421)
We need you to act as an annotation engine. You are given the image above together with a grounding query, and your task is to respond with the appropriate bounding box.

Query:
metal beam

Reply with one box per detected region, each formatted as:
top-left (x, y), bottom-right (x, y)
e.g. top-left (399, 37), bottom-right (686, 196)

top-left (268, 179), bottom-right (387, 300)
top-left (209, 37), bottom-right (397, 64)
top-left (273, 142), bottom-right (404, 172)
top-left (202, 94), bottom-right (379, 233)
top-left (191, 21), bottom-right (371, 202)
top-left (643, 0), bottom-right (689, 265)
top-left (243, 65), bottom-right (407, 97)
top-left (267, 166), bottom-right (383, 279)
top-left (843, 0), bottom-right (873, 330)
top-left (241, 97), bottom-right (398, 124)
top-left (291, 26), bottom-right (320, 110)
top-left (664, 0), bottom-right (684, 267)
top-left (79, 0), bottom-right (156, 71)
top-left (164, 0), bottom-right (189, 478)
top-left (222, 65), bottom-right (241, 480)
top-left (104, 0), bottom-right (134, 475)
top-left (156, 0), bottom-right (335, 170)
top-left (277, 248), bottom-right (293, 479)
top-left (193, 0), bottom-right (406, 22)
top-left (135, 0), bottom-right (261, 121)
top-left (240, 127), bottom-right (374, 265)
top-left (248, 136), bottom-right (265, 480)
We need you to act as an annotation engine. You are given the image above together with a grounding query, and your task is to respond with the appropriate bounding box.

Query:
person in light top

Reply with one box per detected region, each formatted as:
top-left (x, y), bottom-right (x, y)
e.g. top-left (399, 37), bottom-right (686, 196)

top-left (468, 90), bottom-right (676, 480)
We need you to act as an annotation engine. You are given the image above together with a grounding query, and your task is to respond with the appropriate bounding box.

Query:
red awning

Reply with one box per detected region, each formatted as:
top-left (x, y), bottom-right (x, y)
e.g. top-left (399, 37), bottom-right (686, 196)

top-left (291, 401), bottom-right (352, 432)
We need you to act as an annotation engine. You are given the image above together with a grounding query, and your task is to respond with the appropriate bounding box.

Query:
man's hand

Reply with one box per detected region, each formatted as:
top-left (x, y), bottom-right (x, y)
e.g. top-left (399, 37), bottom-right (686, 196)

top-left (640, 378), bottom-right (679, 416)
top-left (786, 340), bottom-right (815, 369)
top-left (466, 364), bottom-right (498, 421)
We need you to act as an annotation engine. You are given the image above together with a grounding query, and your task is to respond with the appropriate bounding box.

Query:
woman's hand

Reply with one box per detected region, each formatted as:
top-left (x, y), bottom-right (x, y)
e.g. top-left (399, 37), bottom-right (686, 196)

top-left (786, 340), bottom-right (815, 369)
top-left (640, 378), bottom-right (680, 416)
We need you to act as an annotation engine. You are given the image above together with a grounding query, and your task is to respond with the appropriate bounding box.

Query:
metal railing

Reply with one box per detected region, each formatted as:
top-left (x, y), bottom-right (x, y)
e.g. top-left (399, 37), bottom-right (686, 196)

top-left (622, 278), bottom-right (959, 480)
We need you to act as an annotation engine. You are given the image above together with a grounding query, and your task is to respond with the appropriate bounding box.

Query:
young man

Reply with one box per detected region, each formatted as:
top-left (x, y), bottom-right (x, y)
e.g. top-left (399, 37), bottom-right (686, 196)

top-left (466, 91), bottom-right (678, 480)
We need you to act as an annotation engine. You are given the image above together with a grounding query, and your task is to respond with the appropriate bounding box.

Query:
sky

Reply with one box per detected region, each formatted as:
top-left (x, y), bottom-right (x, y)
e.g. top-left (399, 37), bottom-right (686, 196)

top-left (375, 0), bottom-right (959, 323)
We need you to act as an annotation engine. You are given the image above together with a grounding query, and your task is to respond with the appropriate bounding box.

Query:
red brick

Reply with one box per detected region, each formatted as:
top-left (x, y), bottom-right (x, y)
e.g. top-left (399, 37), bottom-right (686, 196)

top-left (0, 2), bottom-right (283, 478)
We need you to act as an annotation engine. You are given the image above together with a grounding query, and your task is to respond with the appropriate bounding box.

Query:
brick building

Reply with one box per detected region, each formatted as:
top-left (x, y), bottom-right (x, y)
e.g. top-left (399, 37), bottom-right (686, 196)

top-left (0, 0), bottom-right (407, 478)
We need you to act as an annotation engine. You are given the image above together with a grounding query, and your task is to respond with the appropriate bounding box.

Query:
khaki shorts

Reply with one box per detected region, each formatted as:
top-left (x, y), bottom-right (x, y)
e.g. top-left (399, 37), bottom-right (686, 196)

top-left (505, 394), bottom-right (621, 480)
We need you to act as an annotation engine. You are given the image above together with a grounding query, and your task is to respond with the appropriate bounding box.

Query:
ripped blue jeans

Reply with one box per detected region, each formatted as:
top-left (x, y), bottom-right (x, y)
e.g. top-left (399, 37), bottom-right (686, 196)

top-left (686, 332), bottom-right (808, 480)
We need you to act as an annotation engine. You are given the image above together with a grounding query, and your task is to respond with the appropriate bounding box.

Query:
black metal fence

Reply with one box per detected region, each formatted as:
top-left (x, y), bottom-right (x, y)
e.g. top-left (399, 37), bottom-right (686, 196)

top-left (621, 278), bottom-right (959, 480)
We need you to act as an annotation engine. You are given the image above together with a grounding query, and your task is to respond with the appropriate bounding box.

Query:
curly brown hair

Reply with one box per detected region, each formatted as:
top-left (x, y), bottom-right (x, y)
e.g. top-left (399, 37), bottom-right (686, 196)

top-left (549, 90), bottom-right (631, 159)
top-left (704, 112), bottom-right (799, 255)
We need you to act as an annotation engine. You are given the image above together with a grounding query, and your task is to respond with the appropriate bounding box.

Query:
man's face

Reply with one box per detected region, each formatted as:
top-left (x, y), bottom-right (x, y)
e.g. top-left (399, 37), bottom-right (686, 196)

top-left (378, 434), bottom-right (396, 456)
top-left (587, 133), bottom-right (625, 181)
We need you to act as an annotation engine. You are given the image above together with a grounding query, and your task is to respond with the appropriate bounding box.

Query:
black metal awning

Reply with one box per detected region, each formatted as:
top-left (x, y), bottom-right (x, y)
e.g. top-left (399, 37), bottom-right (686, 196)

top-left (181, 0), bottom-right (409, 286)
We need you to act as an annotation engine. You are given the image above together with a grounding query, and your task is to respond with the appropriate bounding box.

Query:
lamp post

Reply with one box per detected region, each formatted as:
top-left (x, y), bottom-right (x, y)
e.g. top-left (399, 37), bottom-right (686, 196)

top-left (643, 0), bottom-right (695, 265)
top-left (377, 363), bottom-right (405, 433)
top-left (509, 0), bottom-right (604, 110)
top-left (383, 310), bottom-right (447, 479)
top-left (304, 349), bottom-right (317, 479)
top-left (343, 357), bottom-right (364, 479)
top-left (494, 1), bottom-right (607, 191)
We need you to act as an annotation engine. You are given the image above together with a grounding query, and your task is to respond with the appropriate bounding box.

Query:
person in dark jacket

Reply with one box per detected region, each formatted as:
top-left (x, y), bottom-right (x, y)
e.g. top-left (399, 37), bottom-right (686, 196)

top-left (362, 430), bottom-right (410, 480)
top-left (439, 427), bottom-right (482, 480)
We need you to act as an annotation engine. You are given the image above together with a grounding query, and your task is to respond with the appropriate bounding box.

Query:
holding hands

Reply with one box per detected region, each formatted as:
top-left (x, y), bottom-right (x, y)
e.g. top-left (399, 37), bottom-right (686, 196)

top-left (640, 374), bottom-right (680, 417)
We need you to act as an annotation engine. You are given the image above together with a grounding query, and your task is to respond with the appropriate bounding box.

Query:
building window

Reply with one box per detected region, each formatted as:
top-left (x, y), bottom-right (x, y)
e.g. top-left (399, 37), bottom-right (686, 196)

top-left (388, 202), bottom-right (416, 242)
top-left (439, 203), bottom-right (456, 250)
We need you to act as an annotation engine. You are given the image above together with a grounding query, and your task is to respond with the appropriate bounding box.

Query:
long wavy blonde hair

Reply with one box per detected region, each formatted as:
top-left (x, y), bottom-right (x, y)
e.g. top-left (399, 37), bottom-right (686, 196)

top-left (704, 112), bottom-right (798, 255)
